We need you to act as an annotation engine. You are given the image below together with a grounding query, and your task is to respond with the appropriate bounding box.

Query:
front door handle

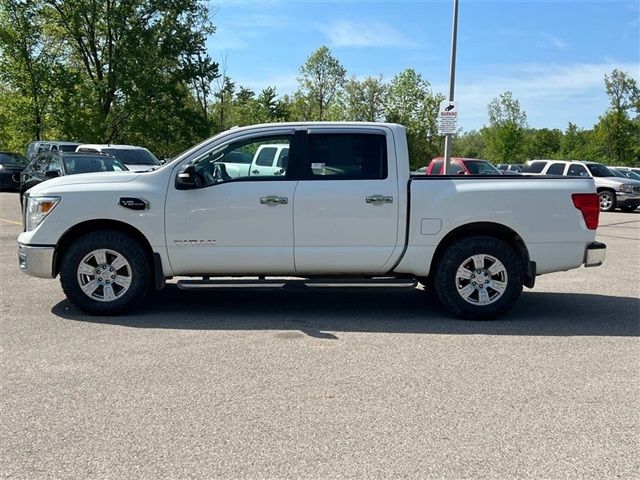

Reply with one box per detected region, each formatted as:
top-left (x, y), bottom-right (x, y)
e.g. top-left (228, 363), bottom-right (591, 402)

top-left (366, 195), bottom-right (393, 205)
top-left (260, 195), bottom-right (288, 206)
top-left (252, 169), bottom-right (260, 174)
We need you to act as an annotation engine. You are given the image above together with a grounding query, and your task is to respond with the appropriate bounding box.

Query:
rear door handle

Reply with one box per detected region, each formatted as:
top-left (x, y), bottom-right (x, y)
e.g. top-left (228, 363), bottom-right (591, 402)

top-left (366, 195), bottom-right (393, 205)
top-left (260, 195), bottom-right (288, 205)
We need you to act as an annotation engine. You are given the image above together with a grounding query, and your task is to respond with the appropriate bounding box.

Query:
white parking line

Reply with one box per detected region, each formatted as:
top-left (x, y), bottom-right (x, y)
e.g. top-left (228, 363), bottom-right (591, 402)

top-left (0, 218), bottom-right (21, 226)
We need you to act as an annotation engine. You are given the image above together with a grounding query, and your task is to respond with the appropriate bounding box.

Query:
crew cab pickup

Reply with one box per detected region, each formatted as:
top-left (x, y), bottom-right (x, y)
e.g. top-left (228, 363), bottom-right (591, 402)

top-left (18, 123), bottom-right (606, 319)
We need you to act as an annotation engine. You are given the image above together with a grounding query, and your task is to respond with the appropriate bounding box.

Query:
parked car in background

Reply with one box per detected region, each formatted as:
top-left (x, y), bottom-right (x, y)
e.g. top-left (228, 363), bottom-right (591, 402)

top-left (612, 167), bottom-right (640, 182)
top-left (0, 152), bottom-right (29, 191)
top-left (497, 163), bottom-right (523, 173)
top-left (522, 159), bottom-right (640, 212)
top-left (75, 144), bottom-right (160, 171)
top-left (26, 141), bottom-right (80, 160)
top-left (427, 157), bottom-right (502, 175)
top-left (411, 166), bottom-right (428, 175)
top-left (20, 151), bottom-right (127, 205)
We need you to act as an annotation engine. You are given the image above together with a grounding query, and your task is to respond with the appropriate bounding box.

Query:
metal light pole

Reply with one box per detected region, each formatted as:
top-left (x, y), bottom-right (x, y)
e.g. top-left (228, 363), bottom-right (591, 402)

top-left (443, 0), bottom-right (459, 175)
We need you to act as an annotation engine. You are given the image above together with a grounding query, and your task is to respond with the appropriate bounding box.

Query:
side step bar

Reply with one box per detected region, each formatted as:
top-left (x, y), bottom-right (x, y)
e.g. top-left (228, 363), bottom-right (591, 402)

top-left (177, 277), bottom-right (417, 290)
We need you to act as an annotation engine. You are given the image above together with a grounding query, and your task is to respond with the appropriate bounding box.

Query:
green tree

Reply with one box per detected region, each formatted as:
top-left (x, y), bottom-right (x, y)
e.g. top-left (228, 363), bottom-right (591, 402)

top-left (0, 0), bottom-right (61, 143)
top-left (525, 128), bottom-right (563, 160)
top-left (452, 130), bottom-right (486, 159)
top-left (297, 46), bottom-right (346, 120)
top-left (385, 68), bottom-right (444, 169)
top-left (335, 75), bottom-right (387, 122)
top-left (45, 0), bottom-right (217, 144)
top-left (482, 91), bottom-right (528, 163)
top-left (592, 69), bottom-right (639, 165)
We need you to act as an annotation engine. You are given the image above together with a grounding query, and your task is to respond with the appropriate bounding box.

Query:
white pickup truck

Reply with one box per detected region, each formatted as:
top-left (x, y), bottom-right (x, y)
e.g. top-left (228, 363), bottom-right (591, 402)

top-left (18, 122), bottom-right (606, 319)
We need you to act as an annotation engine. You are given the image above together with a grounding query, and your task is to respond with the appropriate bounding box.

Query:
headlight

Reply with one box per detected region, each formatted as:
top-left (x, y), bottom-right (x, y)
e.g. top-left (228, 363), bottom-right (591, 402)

top-left (618, 184), bottom-right (634, 193)
top-left (0, 164), bottom-right (4, 170)
top-left (26, 196), bottom-right (60, 231)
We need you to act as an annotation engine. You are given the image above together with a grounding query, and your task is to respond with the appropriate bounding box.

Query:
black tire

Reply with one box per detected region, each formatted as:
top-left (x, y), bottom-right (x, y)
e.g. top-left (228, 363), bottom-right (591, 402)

top-left (433, 236), bottom-right (523, 320)
top-left (59, 230), bottom-right (152, 315)
top-left (598, 190), bottom-right (616, 212)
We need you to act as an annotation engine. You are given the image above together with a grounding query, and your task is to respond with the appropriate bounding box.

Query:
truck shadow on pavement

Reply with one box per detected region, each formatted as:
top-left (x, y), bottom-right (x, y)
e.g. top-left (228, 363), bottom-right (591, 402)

top-left (51, 286), bottom-right (640, 338)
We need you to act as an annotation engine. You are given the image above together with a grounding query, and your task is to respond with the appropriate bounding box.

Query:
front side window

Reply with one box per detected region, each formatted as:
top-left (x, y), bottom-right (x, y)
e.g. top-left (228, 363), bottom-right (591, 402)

top-left (567, 164), bottom-right (588, 177)
top-left (304, 133), bottom-right (387, 180)
top-left (189, 136), bottom-right (292, 187)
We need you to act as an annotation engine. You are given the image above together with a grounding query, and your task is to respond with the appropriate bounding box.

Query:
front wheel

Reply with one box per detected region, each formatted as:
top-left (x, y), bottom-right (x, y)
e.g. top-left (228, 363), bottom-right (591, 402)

top-left (434, 236), bottom-right (523, 320)
top-left (598, 191), bottom-right (616, 212)
top-left (60, 230), bottom-right (152, 315)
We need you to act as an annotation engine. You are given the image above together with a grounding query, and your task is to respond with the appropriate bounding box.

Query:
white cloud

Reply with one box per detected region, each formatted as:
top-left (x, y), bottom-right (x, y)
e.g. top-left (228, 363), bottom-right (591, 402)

top-left (537, 33), bottom-right (569, 51)
top-left (321, 20), bottom-right (417, 48)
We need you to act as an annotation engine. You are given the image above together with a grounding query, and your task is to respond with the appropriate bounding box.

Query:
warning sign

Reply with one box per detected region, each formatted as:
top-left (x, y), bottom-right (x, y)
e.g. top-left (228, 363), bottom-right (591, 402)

top-left (438, 100), bottom-right (459, 135)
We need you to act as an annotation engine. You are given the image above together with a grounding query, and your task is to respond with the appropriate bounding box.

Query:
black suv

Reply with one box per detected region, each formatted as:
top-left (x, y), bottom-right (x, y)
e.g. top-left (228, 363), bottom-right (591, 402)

top-left (20, 151), bottom-right (128, 205)
top-left (0, 151), bottom-right (29, 191)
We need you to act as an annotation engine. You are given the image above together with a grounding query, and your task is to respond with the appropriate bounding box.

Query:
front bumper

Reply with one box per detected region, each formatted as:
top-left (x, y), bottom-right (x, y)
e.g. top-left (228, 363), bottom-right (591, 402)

top-left (18, 243), bottom-right (55, 278)
top-left (615, 192), bottom-right (640, 208)
top-left (584, 241), bottom-right (606, 267)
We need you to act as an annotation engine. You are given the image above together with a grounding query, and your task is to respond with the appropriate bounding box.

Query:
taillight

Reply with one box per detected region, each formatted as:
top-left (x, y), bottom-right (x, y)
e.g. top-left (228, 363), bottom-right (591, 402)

top-left (572, 193), bottom-right (600, 230)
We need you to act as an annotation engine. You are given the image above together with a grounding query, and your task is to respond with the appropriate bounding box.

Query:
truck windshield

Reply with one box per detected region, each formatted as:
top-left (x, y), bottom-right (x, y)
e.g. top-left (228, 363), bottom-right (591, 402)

top-left (103, 148), bottom-right (159, 166)
top-left (586, 164), bottom-right (614, 177)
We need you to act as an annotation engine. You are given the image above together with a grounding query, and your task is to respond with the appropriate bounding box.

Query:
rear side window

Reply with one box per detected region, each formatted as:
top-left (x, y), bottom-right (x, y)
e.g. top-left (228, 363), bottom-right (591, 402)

top-left (522, 161), bottom-right (547, 173)
top-left (546, 163), bottom-right (565, 175)
top-left (305, 133), bottom-right (387, 180)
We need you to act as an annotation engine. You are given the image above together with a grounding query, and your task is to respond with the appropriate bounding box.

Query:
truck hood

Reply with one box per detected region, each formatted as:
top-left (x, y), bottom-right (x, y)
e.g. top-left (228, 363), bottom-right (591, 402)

top-left (28, 171), bottom-right (141, 195)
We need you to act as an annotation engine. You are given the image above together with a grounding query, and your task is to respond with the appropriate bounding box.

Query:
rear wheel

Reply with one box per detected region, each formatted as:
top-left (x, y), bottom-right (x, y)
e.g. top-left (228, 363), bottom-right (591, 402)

top-left (434, 236), bottom-right (523, 320)
top-left (598, 191), bottom-right (616, 212)
top-left (60, 230), bottom-right (152, 315)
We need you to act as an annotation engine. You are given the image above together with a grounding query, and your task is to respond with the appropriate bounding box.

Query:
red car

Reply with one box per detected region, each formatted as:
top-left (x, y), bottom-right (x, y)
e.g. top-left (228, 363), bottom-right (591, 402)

top-left (426, 157), bottom-right (502, 175)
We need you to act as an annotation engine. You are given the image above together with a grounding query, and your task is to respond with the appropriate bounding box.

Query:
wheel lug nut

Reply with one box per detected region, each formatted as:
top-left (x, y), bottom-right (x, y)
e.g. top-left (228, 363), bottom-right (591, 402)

top-left (111, 275), bottom-right (115, 279)
top-left (485, 280), bottom-right (489, 284)
top-left (106, 280), bottom-right (110, 284)
top-left (479, 285), bottom-right (484, 289)
top-left (472, 282), bottom-right (476, 286)
top-left (110, 268), bottom-right (114, 272)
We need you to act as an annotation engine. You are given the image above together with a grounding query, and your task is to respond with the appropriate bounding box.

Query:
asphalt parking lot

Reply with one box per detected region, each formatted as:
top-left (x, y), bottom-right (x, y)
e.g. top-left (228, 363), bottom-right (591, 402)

top-left (1, 191), bottom-right (638, 479)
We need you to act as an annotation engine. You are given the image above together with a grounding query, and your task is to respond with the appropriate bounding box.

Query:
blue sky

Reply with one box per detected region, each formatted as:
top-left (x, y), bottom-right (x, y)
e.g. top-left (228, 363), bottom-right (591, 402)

top-left (206, 0), bottom-right (640, 132)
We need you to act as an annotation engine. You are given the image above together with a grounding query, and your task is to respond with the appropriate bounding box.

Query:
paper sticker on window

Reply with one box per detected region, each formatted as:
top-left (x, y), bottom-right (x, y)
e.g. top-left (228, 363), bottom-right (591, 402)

top-left (311, 163), bottom-right (325, 169)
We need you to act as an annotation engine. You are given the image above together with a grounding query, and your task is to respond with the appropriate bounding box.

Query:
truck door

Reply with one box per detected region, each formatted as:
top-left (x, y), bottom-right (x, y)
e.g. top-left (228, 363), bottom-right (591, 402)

top-left (165, 134), bottom-right (297, 275)
top-left (293, 129), bottom-right (400, 274)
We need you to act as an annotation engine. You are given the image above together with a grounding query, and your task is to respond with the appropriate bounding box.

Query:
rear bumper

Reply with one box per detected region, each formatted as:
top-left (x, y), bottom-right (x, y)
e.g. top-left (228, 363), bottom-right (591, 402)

top-left (18, 243), bottom-right (55, 278)
top-left (584, 241), bottom-right (606, 267)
